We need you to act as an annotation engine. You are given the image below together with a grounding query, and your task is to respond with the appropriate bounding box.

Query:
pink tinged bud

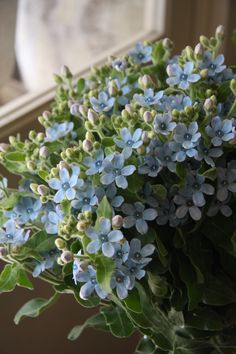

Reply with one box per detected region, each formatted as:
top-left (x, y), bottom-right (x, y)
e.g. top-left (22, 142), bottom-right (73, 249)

top-left (141, 131), bottom-right (150, 144)
top-left (39, 146), bottom-right (49, 158)
top-left (194, 43), bottom-right (203, 56)
top-left (61, 250), bottom-right (74, 263)
top-left (216, 25), bottom-right (224, 40)
top-left (88, 109), bottom-right (99, 124)
top-left (42, 111), bottom-right (51, 119)
top-left (82, 139), bottom-right (93, 152)
top-left (70, 103), bottom-right (80, 116)
top-left (37, 185), bottom-right (49, 196)
top-left (143, 111), bottom-right (153, 123)
top-left (0, 143), bottom-right (10, 152)
top-left (0, 247), bottom-right (7, 257)
top-left (125, 104), bottom-right (133, 114)
top-left (112, 215), bottom-right (123, 229)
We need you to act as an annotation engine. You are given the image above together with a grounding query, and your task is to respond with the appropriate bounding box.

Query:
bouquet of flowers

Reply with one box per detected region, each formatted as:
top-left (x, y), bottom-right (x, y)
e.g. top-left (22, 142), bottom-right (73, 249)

top-left (0, 25), bottom-right (236, 354)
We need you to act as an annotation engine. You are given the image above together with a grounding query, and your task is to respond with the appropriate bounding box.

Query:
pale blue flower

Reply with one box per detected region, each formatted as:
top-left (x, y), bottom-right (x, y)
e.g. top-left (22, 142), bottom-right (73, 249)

top-left (89, 91), bottom-right (115, 113)
top-left (114, 127), bottom-right (143, 158)
top-left (42, 205), bottom-right (64, 234)
top-left (86, 218), bottom-right (123, 257)
top-left (169, 141), bottom-right (198, 162)
top-left (32, 249), bottom-right (60, 277)
top-left (205, 116), bottom-right (234, 146)
top-left (166, 61), bottom-right (200, 89)
top-left (128, 42), bottom-right (152, 64)
top-left (73, 265), bottom-right (107, 300)
top-left (112, 78), bottom-right (131, 106)
top-left (174, 193), bottom-right (202, 221)
top-left (183, 173), bottom-right (215, 206)
top-left (95, 184), bottom-right (124, 209)
top-left (110, 269), bottom-right (130, 299)
top-left (83, 149), bottom-right (105, 176)
top-left (71, 186), bottom-right (98, 212)
top-left (196, 141), bottom-right (223, 167)
top-left (155, 143), bottom-right (176, 172)
top-left (101, 154), bottom-right (136, 189)
top-left (138, 183), bottom-right (159, 208)
top-left (48, 166), bottom-right (84, 203)
top-left (154, 113), bottom-right (176, 135)
top-left (45, 122), bottom-right (74, 142)
top-left (138, 156), bottom-right (162, 177)
top-left (128, 238), bottom-right (155, 264)
top-left (112, 58), bottom-right (127, 71)
top-left (134, 88), bottom-right (163, 107)
top-left (200, 52), bottom-right (226, 77)
top-left (122, 202), bottom-right (157, 235)
top-left (112, 241), bottom-right (130, 266)
top-left (207, 197), bottom-right (232, 218)
top-left (124, 260), bottom-right (146, 289)
top-left (156, 199), bottom-right (179, 227)
top-left (0, 220), bottom-right (30, 245)
top-left (216, 166), bottom-right (236, 202)
top-left (174, 122), bottom-right (201, 149)
top-left (15, 197), bottom-right (42, 224)
top-left (157, 94), bottom-right (192, 112)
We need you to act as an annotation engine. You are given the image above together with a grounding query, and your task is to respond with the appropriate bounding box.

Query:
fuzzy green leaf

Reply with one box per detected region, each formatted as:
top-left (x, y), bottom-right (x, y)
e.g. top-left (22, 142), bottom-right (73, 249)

top-left (101, 305), bottom-right (134, 338)
top-left (96, 256), bottom-right (115, 293)
top-left (68, 313), bottom-right (109, 341)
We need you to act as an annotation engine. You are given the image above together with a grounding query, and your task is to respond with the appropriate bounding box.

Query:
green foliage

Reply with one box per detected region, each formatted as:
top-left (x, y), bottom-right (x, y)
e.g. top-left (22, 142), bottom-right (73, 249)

top-left (68, 313), bottom-right (109, 341)
top-left (0, 264), bottom-right (33, 293)
top-left (101, 305), bottom-right (134, 338)
top-left (14, 293), bottom-right (60, 324)
top-left (96, 256), bottom-right (115, 293)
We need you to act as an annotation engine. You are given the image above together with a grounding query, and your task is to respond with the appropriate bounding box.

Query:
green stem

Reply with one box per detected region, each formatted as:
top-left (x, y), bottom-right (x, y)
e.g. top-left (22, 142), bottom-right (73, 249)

top-left (227, 98), bottom-right (236, 118)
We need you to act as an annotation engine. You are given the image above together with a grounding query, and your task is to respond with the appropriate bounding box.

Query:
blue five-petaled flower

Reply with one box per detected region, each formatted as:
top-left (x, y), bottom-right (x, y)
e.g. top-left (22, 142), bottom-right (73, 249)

top-left (166, 61), bottom-right (200, 89)
top-left (114, 128), bottom-right (143, 158)
top-left (134, 88), bottom-right (163, 107)
top-left (128, 42), bottom-right (152, 64)
top-left (89, 91), bottom-right (115, 113)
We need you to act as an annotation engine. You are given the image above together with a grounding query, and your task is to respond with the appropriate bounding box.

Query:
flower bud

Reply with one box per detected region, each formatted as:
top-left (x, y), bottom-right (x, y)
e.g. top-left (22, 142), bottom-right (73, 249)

top-left (204, 96), bottom-right (216, 112)
top-left (162, 38), bottom-right (173, 50)
top-left (143, 111), bottom-right (153, 123)
top-left (29, 130), bottom-right (37, 140)
top-left (70, 103), bottom-right (80, 117)
top-left (37, 184), bottom-right (49, 196)
top-left (55, 238), bottom-right (66, 250)
top-left (37, 132), bottom-right (45, 142)
top-left (58, 161), bottom-right (69, 170)
top-left (27, 160), bottom-right (36, 170)
top-left (82, 139), bottom-right (93, 152)
top-left (76, 220), bottom-right (87, 232)
top-left (61, 65), bottom-right (72, 79)
top-left (30, 183), bottom-right (38, 193)
top-left (85, 131), bottom-right (95, 142)
top-left (200, 68), bottom-right (208, 79)
top-left (215, 25), bottom-right (224, 41)
top-left (39, 146), bottom-right (49, 158)
top-left (125, 104), bottom-right (133, 115)
top-left (0, 246), bottom-right (8, 257)
top-left (0, 143), bottom-right (10, 152)
top-left (200, 35), bottom-right (209, 48)
top-left (194, 43), bottom-right (203, 58)
top-left (80, 104), bottom-right (88, 117)
top-left (42, 111), bottom-right (51, 120)
top-left (83, 210), bottom-right (92, 221)
top-left (108, 80), bottom-right (118, 96)
top-left (61, 250), bottom-right (74, 263)
top-left (87, 109), bottom-right (99, 124)
top-left (121, 109), bottom-right (129, 120)
top-left (185, 46), bottom-right (194, 61)
top-left (139, 74), bottom-right (153, 89)
top-left (141, 131), bottom-right (150, 144)
top-left (112, 215), bottom-right (123, 229)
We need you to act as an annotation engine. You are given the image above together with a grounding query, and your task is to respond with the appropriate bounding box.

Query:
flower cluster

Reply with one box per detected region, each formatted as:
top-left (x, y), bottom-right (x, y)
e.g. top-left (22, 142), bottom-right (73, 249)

top-left (0, 26), bottom-right (236, 351)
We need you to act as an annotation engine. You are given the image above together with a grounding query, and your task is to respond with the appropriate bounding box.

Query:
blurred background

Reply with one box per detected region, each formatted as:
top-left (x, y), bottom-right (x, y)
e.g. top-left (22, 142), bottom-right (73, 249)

top-left (0, 0), bottom-right (235, 353)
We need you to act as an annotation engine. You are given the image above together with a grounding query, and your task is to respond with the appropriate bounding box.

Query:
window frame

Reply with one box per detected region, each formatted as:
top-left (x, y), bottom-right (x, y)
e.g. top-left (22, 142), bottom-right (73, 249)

top-left (0, 0), bottom-right (166, 140)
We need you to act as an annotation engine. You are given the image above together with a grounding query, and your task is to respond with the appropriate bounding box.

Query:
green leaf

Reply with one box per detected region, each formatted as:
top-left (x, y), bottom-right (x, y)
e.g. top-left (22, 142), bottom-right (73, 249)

top-left (0, 264), bottom-right (19, 293)
top-left (96, 256), bottom-right (115, 293)
top-left (185, 308), bottom-right (223, 331)
top-left (95, 196), bottom-right (112, 229)
top-left (152, 184), bottom-right (167, 200)
top-left (73, 289), bottom-right (101, 308)
top-left (68, 313), bottom-right (109, 341)
top-left (201, 167), bottom-right (217, 181)
top-left (101, 305), bottom-right (134, 338)
top-left (124, 287), bottom-right (142, 313)
top-left (61, 199), bottom-right (71, 215)
top-left (135, 337), bottom-right (156, 354)
top-left (217, 81), bottom-right (231, 102)
top-left (5, 151), bottom-right (26, 162)
top-left (24, 231), bottom-right (56, 253)
top-left (17, 269), bottom-right (34, 290)
top-left (176, 163), bottom-right (186, 180)
top-left (77, 78), bottom-right (85, 96)
top-left (14, 292), bottom-right (60, 324)
top-left (101, 137), bottom-right (115, 147)
top-left (203, 273), bottom-right (236, 305)
top-left (0, 193), bottom-right (19, 210)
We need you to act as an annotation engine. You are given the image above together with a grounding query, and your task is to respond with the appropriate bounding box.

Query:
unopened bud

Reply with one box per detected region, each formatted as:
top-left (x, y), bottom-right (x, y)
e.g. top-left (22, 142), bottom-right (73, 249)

top-left (30, 183), bottom-right (38, 193)
top-left (55, 238), bottom-right (66, 250)
top-left (200, 69), bottom-right (208, 79)
top-left (27, 160), bottom-right (36, 170)
top-left (37, 184), bottom-right (49, 196)
top-left (162, 38), bottom-right (173, 50)
top-left (58, 161), bottom-right (69, 170)
top-left (121, 109), bottom-right (129, 120)
top-left (141, 131), bottom-right (150, 144)
top-left (88, 109), bottom-right (99, 124)
top-left (9, 136), bottom-right (17, 145)
top-left (216, 25), bottom-right (224, 41)
top-left (37, 133), bottom-right (45, 142)
top-left (61, 250), bottom-right (74, 263)
top-left (39, 146), bottom-right (49, 158)
top-left (204, 97), bottom-right (216, 112)
top-left (143, 111), bottom-right (153, 123)
top-left (42, 111), bottom-right (51, 120)
top-left (85, 131), bottom-right (94, 142)
top-left (61, 65), bottom-right (72, 79)
top-left (29, 130), bottom-right (37, 140)
top-left (112, 215), bottom-right (123, 229)
top-left (76, 220), bottom-right (87, 232)
top-left (108, 80), bottom-right (118, 96)
top-left (185, 46), bottom-right (194, 60)
top-left (194, 43), bottom-right (204, 58)
top-left (125, 104), bottom-right (133, 115)
top-left (70, 103), bottom-right (80, 117)
top-left (139, 74), bottom-right (153, 89)
top-left (200, 35), bottom-right (209, 48)
top-left (0, 143), bottom-right (10, 152)
top-left (82, 139), bottom-right (93, 152)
